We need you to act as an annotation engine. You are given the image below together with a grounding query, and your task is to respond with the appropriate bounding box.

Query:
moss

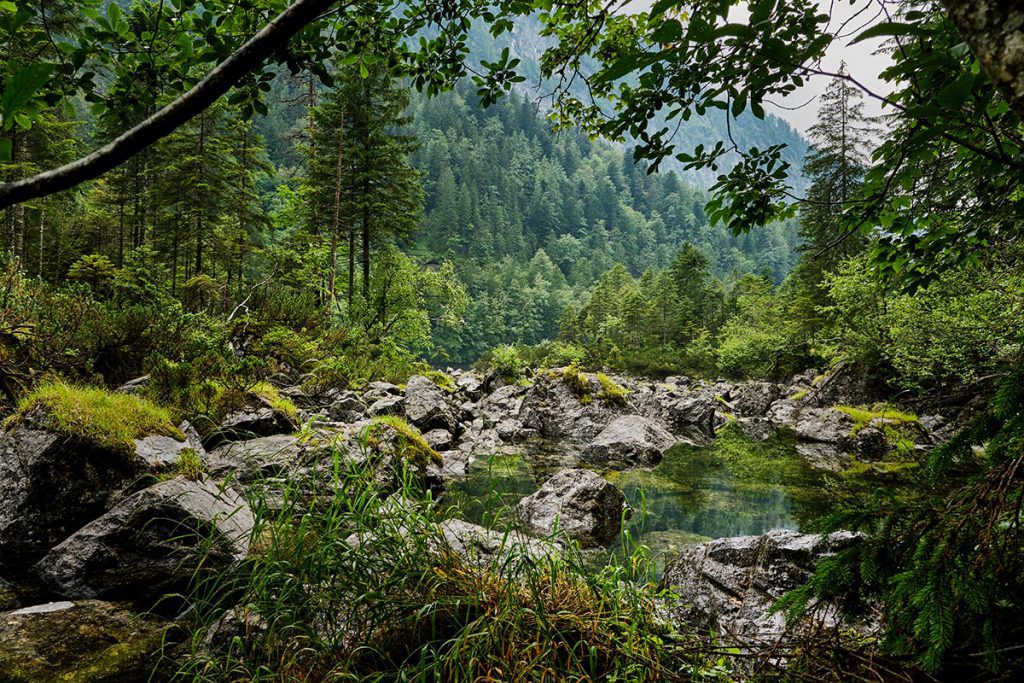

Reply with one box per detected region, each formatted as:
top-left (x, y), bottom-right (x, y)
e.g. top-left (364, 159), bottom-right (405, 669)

top-left (4, 380), bottom-right (183, 457)
top-left (206, 381), bottom-right (298, 426)
top-left (790, 389), bottom-right (809, 401)
top-left (835, 404), bottom-right (918, 430)
top-left (251, 381), bottom-right (298, 420)
top-left (423, 370), bottom-right (458, 394)
top-left (560, 364), bottom-right (592, 402)
top-left (596, 373), bottom-right (629, 406)
top-left (368, 415), bottom-right (443, 468)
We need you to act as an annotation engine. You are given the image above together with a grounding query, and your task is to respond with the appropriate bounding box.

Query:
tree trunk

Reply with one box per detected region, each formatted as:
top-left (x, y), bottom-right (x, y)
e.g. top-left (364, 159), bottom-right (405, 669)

top-left (195, 117), bottom-right (205, 277)
top-left (362, 184), bottom-right (370, 301)
top-left (329, 109), bottom-right (345, 304)
top-left (944, 0), bottom-right (1024, 119)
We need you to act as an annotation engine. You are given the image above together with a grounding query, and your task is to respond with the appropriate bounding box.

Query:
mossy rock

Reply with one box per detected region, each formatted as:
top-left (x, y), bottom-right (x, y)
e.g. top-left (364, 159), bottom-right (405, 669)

top-left (0, 600), bottom-right (172, 682)
top-left (4, 380), bottom-right (183, 460)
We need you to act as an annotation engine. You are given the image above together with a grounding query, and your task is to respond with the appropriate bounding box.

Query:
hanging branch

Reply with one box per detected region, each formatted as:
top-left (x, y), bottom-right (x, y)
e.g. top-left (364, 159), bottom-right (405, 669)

top-left (0, 0), bottom-right (339, 211)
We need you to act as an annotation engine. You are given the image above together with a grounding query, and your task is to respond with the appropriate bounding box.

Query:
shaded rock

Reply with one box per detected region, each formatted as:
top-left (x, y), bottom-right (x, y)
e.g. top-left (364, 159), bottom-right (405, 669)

top-left (0, 600), bottom-right (170, 682)
top-left (803, 362), bottom-right (880, 408)
top-left (0, 425), bottom-right (140, 573)
top-left (114, 375), bottom-right (150, 395)
top-left (205, 400), bottom-right (297, 449)
top-left (439, 519), bottom-right (554, 567)
top-left (581, 415), bottom-right (676, 467)
top-left (326, 391), bottom-right (366, 422)
top-left (517, 469), bottom-right (629, 547)
top-left (737, 418), bottom-right (773, 442)
top-left (366, 395), bottom-right (405, 418)
top-left (455, 372), bottom-right (484, 400)
top-left (202, 604), bottom-right (265, 653)
top-left (854, 426), bottom-right (890, 461)
top-left (660, 529), bottom-right (861, 644)
top-left (731, 382), bottom-right (783, 417)
top-left (0, 577), bottom-right (17, 611)
top-left (403, 375), bottom-right (459, 432)
top-left (37, 478), bottom-right (253, 602)
top-left (363, 381), bottom-right (399, 403)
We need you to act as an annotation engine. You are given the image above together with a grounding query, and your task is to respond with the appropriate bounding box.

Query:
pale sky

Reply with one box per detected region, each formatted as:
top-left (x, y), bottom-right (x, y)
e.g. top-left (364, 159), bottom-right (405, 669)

top-left (623, 0), bottom-right (894, 133)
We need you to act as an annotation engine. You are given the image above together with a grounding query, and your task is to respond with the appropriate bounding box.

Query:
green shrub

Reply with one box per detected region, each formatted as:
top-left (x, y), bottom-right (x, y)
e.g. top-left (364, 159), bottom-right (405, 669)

top-left (5, 379), bottom-right (182, 456)
top-left (173, 448), bottom-right (205, 481)
top-left (560, 364), bottom-right (593, 404)
top-left (488, 344), bottom-right (524, 379)
top-left (422, 369), bottom-right (457, 394)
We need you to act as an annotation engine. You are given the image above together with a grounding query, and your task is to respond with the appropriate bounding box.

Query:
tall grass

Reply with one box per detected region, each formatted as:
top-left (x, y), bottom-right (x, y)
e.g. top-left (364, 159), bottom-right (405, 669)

top-left (171, 435), bottom-right (722, 681)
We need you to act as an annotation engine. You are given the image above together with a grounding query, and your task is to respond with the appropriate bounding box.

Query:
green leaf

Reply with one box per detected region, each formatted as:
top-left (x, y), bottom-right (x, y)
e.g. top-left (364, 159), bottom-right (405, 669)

top-left (0, 63), bottom-right (56, 123)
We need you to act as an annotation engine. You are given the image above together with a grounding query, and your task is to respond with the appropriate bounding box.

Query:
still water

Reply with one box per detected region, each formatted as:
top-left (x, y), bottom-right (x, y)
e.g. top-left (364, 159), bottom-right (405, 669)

top-left (445, 421), bottom-right (833, 567)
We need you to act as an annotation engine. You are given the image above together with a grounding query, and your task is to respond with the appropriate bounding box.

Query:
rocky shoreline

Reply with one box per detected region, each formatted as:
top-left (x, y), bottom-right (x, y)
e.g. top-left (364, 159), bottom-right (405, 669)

top-left (0, 364), bottom-right (965, 680)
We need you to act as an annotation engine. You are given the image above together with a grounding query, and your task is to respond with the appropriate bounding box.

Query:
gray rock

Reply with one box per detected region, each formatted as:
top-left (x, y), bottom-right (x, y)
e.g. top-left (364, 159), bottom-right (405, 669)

top-left (581, 415), bottom-right (676, 467)
top-left (132, 434), bottom-right (195, 472)
top-left (423, 429), bottom-right (454, 450)
top-left (731, 382), bottom-right (783, 416)
top-left (517, 469), bottom-right (629, 547)
top-left (795, 408), bottom-right (854, 446)
top-left (36, 478), bottom-right (253, 602)
top-left (363, 381), bottom-right (399, 403)
top-left (439, 519), bottom-right (554, 567)
top-left (367, 395), bottom-right (405, 418)
top-left (114, 375), bottom-right (151, 394)
top-left (0, 425), bottom-right (139, 573)
top-left (206, 434), bottom-right (308, 483)
top-left (660, 529), bottom-right (861, 644)
top-left (202, 604), bottom-right (265, 653)
top-left (403, 375), bottom-right (459, 432)
top-left (205, 400), bottom-right (298, 448)
top-left (0, 599), bottom-right (169, 682)
top-left (519, 372), bottom-right (624, 441)
top-left (455, 372), bottom-right (484, 399)
top-left (795, 442), bottom-right (852, 472)
top-left (327, 391), bottom-right (366, 422)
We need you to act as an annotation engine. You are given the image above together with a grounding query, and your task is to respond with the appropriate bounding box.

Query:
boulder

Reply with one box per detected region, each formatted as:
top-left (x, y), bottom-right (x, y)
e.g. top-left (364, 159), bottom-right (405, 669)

top-left (403, 375), bottom-right (459, 432)
top-left (326, 391), bottom-right (367, 423)
top-left (519, 372), bottom-right (624, 442)
top-left (0, 425), bottom-right (141, 573)
top-left (423, 429), bottom-right (454, 451)
top-left (367, 395), bottom-right (405, 418)
top-left (731, 382), bottom-right (783, 417)
top-left (439, 519), bottom-right (554, 567)
top-left (854, 426), bottom-right (890, 460)
top-left (205, 399), bottom-right (298, 449)
top-left (517, 469), bottom-right (629, 547)
top-left (795, 408), bottom-right (854, 447)
top-left (0, 600), bottom-right (171, 682)
top-left (363, 381), bottom-right (399, 403)
top-left (455, 372), bottom-right (484, 400)
top-left (37, 478), bottom-right (253, 602)
top-left (202, 604), bottom-right (265, 653)
top-left (581, 415), bottom-right (676, 467)
top-left (660, 529), bottom-right (861, 644)
top-left (132, 421), bottom-right (205, 473)
top-left (206, 434), bottom-right (307, 484)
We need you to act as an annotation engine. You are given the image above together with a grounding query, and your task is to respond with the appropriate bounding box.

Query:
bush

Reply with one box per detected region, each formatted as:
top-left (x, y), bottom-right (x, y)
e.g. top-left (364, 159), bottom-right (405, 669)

top-left (488, 344), bottom-right (524, 379)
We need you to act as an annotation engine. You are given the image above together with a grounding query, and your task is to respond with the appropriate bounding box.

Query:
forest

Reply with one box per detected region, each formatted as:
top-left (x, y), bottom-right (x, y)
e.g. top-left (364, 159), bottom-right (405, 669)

top-left (0, 0), bottom-right (1022, 681)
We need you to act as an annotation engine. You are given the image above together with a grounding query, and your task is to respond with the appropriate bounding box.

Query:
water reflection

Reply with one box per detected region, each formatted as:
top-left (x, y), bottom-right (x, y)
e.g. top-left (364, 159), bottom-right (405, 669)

top-left (445, 422), bottom-right (832, 567)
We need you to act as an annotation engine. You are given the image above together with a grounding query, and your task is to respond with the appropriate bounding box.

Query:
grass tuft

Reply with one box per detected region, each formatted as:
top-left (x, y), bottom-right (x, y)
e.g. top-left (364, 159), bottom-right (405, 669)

top-left (560, 364), bottom-right (592, 402)
top-left (367, 415), bottom-right (443, 467)
top-left (596, 372), bottom-right (629, 406)
top-left (4, 379), bottom-right (182, 457)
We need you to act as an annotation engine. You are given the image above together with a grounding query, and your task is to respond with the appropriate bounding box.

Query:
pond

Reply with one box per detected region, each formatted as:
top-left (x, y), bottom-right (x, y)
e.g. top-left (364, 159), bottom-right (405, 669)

top-left (445, 421), bottom-right (835, 570)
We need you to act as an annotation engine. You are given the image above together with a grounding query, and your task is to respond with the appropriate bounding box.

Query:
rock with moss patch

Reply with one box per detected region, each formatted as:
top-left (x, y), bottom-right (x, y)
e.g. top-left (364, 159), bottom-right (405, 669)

top-left (795, 407), bottom-right (855, 447)
top-left (36, 478), bottom-right (253, 603)
top-left (731, 382), bottom-right (783, 416)
top-left (581, 415), bottom-right (676, 467)
top-left (204, 398), bottom-right (298, 449)
top-left (517, 469), bottom-right (629, 547)
top-left (0, 599), bottom-right (170, 682)
top-left (0, 423), bottom-right (154, 574)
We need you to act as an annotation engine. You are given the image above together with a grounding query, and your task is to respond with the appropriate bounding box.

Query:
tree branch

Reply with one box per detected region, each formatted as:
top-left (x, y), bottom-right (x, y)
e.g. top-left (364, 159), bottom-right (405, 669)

top-left (0, 0), bottom-right (339, 211)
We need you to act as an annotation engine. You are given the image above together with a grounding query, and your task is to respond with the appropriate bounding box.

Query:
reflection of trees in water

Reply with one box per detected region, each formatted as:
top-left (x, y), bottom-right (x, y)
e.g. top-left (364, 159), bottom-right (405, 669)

top-left (620, 425), bottom-right (829, 540)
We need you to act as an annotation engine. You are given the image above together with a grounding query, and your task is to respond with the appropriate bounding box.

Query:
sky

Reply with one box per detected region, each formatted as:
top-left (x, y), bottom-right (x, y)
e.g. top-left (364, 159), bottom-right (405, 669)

top-left (623, 0), bottom-right (894, 134)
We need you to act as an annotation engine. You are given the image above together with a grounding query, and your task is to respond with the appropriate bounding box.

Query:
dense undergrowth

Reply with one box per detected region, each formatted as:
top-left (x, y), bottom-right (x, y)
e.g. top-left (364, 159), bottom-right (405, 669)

top-left (171, 442), bottom-right (726, 682)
